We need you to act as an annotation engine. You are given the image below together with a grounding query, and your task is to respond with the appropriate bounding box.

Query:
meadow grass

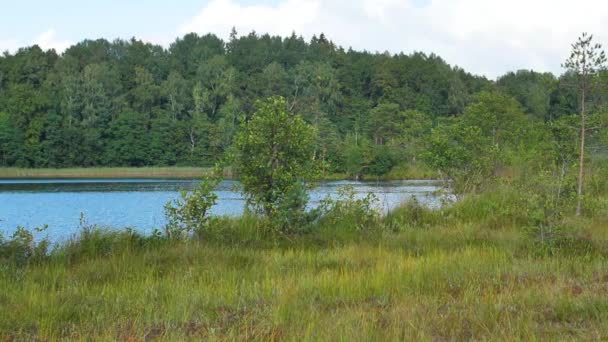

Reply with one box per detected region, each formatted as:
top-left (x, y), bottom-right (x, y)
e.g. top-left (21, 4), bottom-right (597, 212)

top-left (1, 213), bottom-right (608, 340)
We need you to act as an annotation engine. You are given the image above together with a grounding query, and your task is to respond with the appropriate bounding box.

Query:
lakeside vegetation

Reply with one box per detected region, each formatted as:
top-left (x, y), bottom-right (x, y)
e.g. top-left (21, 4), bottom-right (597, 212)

top-left (2, 180), bottom-right (607, 340)
top-left (1, 29), bottom-right (608, 340)
top-left (0, 165), bottom-right (437, 180)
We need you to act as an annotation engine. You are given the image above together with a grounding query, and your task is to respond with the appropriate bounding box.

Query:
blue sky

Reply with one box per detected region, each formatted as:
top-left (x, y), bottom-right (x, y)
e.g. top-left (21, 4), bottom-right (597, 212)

top-left (1, 0), bottom-right (217, 42)
top-left (1, 0), bottom-right (607, 78)
top-left (0, 0), bottom-right (288, 42)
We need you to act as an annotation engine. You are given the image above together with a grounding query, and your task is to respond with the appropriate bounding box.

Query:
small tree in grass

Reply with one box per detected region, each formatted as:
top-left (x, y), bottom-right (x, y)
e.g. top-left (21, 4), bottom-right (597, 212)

top-left (562, 33), bottom-right (607, 216)
top-left (164, 170), bottom-right (220, 239)
top-left (425, 91), bottom-right (528, 196)
top-left (234, 96), bottom-right (318, 229)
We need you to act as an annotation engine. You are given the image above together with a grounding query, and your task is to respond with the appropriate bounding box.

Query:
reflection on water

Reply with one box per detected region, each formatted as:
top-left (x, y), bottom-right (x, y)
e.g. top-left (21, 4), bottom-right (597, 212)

top-left (0, 179), bottom-right (442, 242)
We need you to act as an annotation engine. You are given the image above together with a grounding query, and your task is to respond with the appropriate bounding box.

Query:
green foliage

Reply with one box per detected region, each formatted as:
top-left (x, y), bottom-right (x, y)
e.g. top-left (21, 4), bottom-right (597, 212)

top-left (392, 109), bottom-right (433, 161)
top-left (105, 111), bottom-right (150, 166)
top-left (315, 186), bottom-right (381, 232)
top-left (0, 225), bottom-right (49, 266)
top-left (164, 174), bottom-right (220, 239)
top-left (0, 32), bottom-right (492, 174)
top-left (341, 134), bottom-right (372, 179)
top-left (368, 145), bottom-right (398, 176)
top-left (426, 120), bottom-right (495, 193)
top-left (234, 96), bottom-right (318, 228)
top-left (563, 32), bottom-right (608, 216)
top-left (0, 111), bottom-right (24, 166)
top-left (426, 92), bottom-right (529, 194)
top-left (497, 70), bottom-right (556, 120)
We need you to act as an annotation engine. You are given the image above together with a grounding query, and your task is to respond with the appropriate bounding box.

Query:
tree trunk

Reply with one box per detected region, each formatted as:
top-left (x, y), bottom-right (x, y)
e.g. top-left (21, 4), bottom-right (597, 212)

top-left (189, 129), bottom-right (196, 157)
top-left (576, 88), bottom-right (586, 216)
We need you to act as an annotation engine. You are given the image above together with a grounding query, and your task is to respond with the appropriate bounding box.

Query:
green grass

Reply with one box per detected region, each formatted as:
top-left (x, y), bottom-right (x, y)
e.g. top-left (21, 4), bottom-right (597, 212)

top-left (384, 163), bottom-right (439, 180)
top-left (2, 215), bottom-right (608, 340)
top-left (0, 167), bottom-right (213, 179)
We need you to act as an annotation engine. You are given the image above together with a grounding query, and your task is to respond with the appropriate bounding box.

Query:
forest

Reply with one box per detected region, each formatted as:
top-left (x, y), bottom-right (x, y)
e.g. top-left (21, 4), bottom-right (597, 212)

top-left (0, 30), bottom-right (597, 177)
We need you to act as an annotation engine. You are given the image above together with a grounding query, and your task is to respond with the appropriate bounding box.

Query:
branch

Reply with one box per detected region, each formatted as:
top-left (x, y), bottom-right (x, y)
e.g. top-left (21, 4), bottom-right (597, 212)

top-left (585, 126), bottom-right (606, 131)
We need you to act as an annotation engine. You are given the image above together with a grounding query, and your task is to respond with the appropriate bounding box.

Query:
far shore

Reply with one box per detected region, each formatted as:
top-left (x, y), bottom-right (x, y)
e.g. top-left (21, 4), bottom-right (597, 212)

top-left (0, 166), bottom-right (439, 181)
top-left (0, 167), bottom-right (214, 179)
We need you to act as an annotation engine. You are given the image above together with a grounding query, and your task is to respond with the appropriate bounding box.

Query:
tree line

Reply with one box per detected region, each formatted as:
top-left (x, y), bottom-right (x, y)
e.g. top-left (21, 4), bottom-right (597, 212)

top-left (0, 30), bottom-right (603, 177)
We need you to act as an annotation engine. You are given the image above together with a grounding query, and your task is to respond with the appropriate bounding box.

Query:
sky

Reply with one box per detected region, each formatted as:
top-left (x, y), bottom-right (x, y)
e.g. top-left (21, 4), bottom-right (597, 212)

top-left (2, 0), bottom-right (608, 79)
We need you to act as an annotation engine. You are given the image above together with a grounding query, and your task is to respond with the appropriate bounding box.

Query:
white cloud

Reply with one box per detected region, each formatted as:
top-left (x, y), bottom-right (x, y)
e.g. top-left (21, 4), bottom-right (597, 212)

top-left (0, 30), bottom-right (72, 54)
top-left (34, 29), bottom-right (72, 53)
top-left (0, 38), bottom-right (20, 54)
top-left (179, 0), bottom-right (608, 79)
top-left (179, 0), bottom-right (321, 39)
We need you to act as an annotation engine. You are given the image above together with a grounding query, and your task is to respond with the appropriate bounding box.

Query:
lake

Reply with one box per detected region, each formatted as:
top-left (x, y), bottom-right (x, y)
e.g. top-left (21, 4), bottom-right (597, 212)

top-left (0, 179), bottom-right (442, 242)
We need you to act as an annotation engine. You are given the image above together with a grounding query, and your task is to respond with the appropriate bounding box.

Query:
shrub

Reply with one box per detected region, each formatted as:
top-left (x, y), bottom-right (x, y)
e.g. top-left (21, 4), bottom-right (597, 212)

top-left (233, 96), bottom-right (319, 230)
top-left (164, 175), bottom-right (219, 240)
top-left (314, 186), bottom-right (381, 232)
top-left (0, 225), bottom-right (49, 266)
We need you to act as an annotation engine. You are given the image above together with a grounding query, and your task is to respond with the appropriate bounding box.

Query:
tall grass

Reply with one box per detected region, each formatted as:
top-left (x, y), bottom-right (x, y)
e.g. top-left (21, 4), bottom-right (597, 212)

top-left (2, 228), bottom-right (607, 340)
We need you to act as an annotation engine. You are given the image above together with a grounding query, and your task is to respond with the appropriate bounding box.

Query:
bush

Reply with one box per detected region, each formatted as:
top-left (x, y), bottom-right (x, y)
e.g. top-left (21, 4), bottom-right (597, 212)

top-left (314, 186), bottom-right (381, 232)
top-left (368, 146), bottom-right (397, 176)
top-left (0, 226), bottom-right (49, 266)
top-left (233, 96), bottom-right (319, 231)
top-left (164, 175), bottom-right (219, 239)
top-left (272, 181), bottom-right (314, 232)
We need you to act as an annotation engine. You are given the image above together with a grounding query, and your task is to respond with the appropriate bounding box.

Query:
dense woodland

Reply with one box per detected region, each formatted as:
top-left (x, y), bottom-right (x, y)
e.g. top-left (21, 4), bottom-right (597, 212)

top-left (0, 30), bottom-right (602, 176)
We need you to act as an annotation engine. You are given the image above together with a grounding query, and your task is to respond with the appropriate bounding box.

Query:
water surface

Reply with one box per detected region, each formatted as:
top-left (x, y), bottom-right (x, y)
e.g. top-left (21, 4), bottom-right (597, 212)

top-left (0, 179), bottom-right (441, 242)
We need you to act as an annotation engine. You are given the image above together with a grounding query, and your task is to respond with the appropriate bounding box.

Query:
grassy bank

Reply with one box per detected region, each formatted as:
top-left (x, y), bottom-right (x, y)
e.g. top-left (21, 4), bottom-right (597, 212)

top-left (2, 192), bottom-right (608, 340)
top-left (0, 164), bottom-right (438, 181)
top-left (0, 167), bottom-right (213, 179)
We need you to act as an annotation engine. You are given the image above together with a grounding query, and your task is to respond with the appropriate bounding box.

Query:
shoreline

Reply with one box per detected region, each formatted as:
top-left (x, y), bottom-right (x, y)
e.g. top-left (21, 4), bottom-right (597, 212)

top-left (0, 167), bottom-right (439, 181)
top-left (0, 167), bottom-right (213, 180)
